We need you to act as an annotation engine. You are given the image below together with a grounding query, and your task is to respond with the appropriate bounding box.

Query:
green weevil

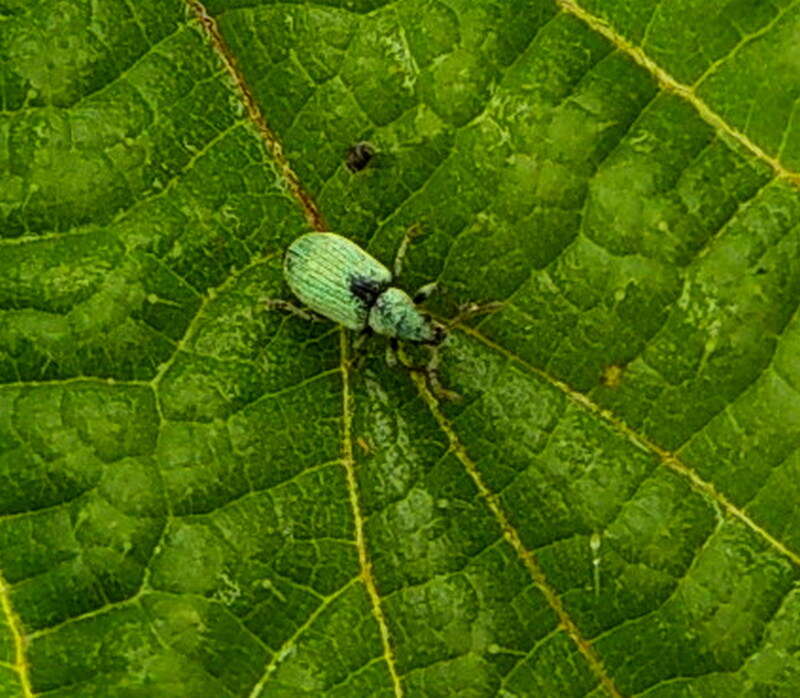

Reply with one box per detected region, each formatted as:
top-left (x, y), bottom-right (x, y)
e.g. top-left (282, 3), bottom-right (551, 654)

top-left (268, 231), bottom-right (444, 348)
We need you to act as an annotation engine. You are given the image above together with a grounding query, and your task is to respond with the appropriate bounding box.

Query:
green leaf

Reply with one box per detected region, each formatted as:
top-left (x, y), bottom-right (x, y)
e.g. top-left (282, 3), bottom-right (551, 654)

top-left (2, 1), bottom-right (799, 696)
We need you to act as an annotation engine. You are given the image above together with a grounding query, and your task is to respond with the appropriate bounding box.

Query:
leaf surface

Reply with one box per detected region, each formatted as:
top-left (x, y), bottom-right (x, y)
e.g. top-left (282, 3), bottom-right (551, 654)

top-left (1, 1), bottom-right (799, 696)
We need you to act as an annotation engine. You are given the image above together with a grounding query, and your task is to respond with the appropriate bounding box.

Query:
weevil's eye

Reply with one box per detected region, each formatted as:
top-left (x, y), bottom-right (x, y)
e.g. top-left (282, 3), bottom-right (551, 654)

top-left (346, 142), bottom-right (375, 173)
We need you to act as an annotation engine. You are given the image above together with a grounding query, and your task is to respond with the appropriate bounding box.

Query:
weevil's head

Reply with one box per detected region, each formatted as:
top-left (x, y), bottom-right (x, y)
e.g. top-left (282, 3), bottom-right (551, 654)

top-left (368, 287), bottom-right (445, 344)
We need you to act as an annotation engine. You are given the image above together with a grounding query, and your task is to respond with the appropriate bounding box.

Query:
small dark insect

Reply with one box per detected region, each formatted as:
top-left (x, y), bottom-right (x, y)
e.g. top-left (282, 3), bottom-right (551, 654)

top-left (346, 142), bottom-right (375, 173)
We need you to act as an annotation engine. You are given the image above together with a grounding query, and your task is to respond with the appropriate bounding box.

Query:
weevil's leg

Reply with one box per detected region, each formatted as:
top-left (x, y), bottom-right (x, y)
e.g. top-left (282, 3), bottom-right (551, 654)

top-left (393, 223), bottom-right (423, 279)
top-left (448, 300), bottom-right (506, 328)
top-left (263, 298), bottom-right (325, 323)
top-left (351, 327), bottom-right (373, 368)
top-left (395, 342), bottom-right (461, 401)
top-left (412, 281), bottom-right (438, 304)
top-left (386, 337), bottom-right (399, 367)
top-left (423, 344), bottom-right (461, 401)
top-left (353, 326), bottom-right (373, 352)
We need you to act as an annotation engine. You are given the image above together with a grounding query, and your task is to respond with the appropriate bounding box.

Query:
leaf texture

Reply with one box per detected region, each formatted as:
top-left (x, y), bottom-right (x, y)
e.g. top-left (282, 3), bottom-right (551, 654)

top-left (1, 1), bottom-right (799, 696)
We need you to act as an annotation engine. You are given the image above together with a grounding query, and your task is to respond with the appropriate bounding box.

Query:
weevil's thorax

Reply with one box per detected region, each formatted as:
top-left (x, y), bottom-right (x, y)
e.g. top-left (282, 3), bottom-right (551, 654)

top-left (368, 287), bottom-right (444, 344)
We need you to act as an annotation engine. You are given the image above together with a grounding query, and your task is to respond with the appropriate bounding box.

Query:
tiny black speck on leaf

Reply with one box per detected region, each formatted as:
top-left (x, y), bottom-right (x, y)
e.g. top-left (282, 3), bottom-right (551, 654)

top-left (346, 142), bottom-right (375, 173)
